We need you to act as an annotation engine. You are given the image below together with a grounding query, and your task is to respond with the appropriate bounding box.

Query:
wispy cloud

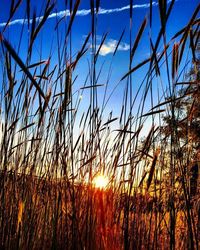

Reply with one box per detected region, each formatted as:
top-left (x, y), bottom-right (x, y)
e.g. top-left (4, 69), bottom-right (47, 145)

top-left (98, 39), bottom-right (130, 56)
top-left (0, 2), bottom-right (160, 28)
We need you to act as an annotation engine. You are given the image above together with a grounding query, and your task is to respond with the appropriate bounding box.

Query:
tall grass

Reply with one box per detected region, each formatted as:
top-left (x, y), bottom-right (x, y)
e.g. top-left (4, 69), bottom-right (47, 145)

top-left (0, 0), bottom-right (199, 249)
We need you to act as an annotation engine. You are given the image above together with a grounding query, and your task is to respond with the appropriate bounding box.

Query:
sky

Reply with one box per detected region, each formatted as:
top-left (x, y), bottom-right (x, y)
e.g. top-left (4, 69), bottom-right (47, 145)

top-left (0, 0), bottom-right (199, 131)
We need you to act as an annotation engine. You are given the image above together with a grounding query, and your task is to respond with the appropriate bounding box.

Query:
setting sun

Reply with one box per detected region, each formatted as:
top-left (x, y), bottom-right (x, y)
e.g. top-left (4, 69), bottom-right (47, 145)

top-left (93, 175), bottom-right (109, 189)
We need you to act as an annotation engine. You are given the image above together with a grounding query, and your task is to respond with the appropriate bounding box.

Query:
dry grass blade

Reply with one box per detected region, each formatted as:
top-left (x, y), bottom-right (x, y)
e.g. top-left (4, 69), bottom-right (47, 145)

top-left (172, 43), bottom-right (179, 80)
top-left (131, 18), bottom-right (147, 62)
top-left (80, 155), bottom-right (96, 169)
top-left (138, 149), bottom-right (154, 159)
top-left (72, 33), bottom-right (91, 70)
top-left (114, 129), bottom-right (136, 134)
top-left (26, 0), bottom-right (30, 28)
top-left (146, 149), bottom-right (160, 190)
top-left (102, 117), bottom-right (118, 127)
top-left (7, 117), bottom-right (20, 131)
top-left (172, 4), bottom-right (200, 40)
top-left (35, 75), bottom-right (49, 80)
top-left (96, 0), bottom-right (101, 13)
top-left (23, 60), bottom-right (49, 70)
top-left (176, 20), bottom-right (200, 43)
top-left (80, 84), bottom-right (104, 90)
top-left (175, 81), bottom-right (198, 85)
top-left (175, 5), bottom-right (200, 64)
top-left (2, 38), bottom-right (46, 101)
top-left (150, 38), bottom-right (160, 76)
top-left (113, 29), bottom-right (126, 56)
top-left (95, 32), bottom-right (108, 61)
top-left (90, 0), bottom-right (94, 15)
top-left (158, 0), bottom-right (167, 30)
top-left (17, 122), bottom-right (35, 133)
top-left (138, 171), bottom-right (147, 187)
top-left (150, 0), bottom-right (175, 64)
top-left (29, 3), bottom-right (55, 53)
top-left (194, 22), bottom-right (200, 48)
top-left (66, 0), bottom-right (81, 37)
top-left (3, 0), bottom-right (22, 32)
top-left (29, 10), bottom-right (36, 55)
top-left (11, 142), bottom-right (24, 150)
top-left (150, 0), bottom-right (153, 28)
top-left (141, 126), bottom-right (156, 155)
top-left (151, 96), bottom-right (187, 110)
top-left (120, 57), bottom-right (151, 81)
top-left (17, 200), bottom-right (24, 232)
top-left (189, 29), bottom-right (196, 63)
top-left (73, 132), bottom-right (83, 153)
top-left (130, 0), bottom-right (133, 20)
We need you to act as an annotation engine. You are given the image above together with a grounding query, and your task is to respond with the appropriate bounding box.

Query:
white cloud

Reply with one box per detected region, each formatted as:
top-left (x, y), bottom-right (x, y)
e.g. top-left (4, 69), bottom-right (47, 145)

top-left (0, 0), bottom-right (176, 28)
top-left (98, 39), bottom-right (130, 56)
top-left (0, 2), bottom-right (161, 28)
top-left (98, 2), bottom-right (159, 15)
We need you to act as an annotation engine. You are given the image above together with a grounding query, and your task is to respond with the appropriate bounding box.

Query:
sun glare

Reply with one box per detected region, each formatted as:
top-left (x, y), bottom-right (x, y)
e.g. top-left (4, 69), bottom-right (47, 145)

top-left (93, 175), bottom-right (109, 189)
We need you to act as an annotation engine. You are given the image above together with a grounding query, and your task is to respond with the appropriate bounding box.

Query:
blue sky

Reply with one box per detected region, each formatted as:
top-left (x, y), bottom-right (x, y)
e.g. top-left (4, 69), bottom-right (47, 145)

top-left (0, 0), bottom-right (199, 129)
top-left (0, 0), bottom-right (198, 64)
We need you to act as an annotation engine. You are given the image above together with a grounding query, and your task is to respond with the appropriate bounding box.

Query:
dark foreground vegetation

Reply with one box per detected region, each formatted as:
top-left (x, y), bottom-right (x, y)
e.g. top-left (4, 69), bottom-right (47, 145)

top-left (0, 170), bottom-right (199, 249)
top-left (0, 0), bottom-right (199, 249)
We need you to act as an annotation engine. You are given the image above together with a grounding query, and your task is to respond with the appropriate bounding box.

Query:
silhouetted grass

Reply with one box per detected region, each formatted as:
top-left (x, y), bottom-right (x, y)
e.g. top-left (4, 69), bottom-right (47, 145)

top-left (0, 0), bottom-right (199, 249)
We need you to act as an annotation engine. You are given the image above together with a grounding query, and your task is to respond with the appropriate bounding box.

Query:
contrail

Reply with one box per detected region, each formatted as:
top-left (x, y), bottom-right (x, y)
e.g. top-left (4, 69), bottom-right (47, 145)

top-left (0, 2), bottom-right (160, 28)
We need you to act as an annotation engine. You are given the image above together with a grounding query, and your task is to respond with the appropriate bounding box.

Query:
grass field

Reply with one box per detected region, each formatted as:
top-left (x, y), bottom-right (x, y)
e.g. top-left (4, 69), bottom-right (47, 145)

top-left (0, 0), bottom-right (199, 249)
